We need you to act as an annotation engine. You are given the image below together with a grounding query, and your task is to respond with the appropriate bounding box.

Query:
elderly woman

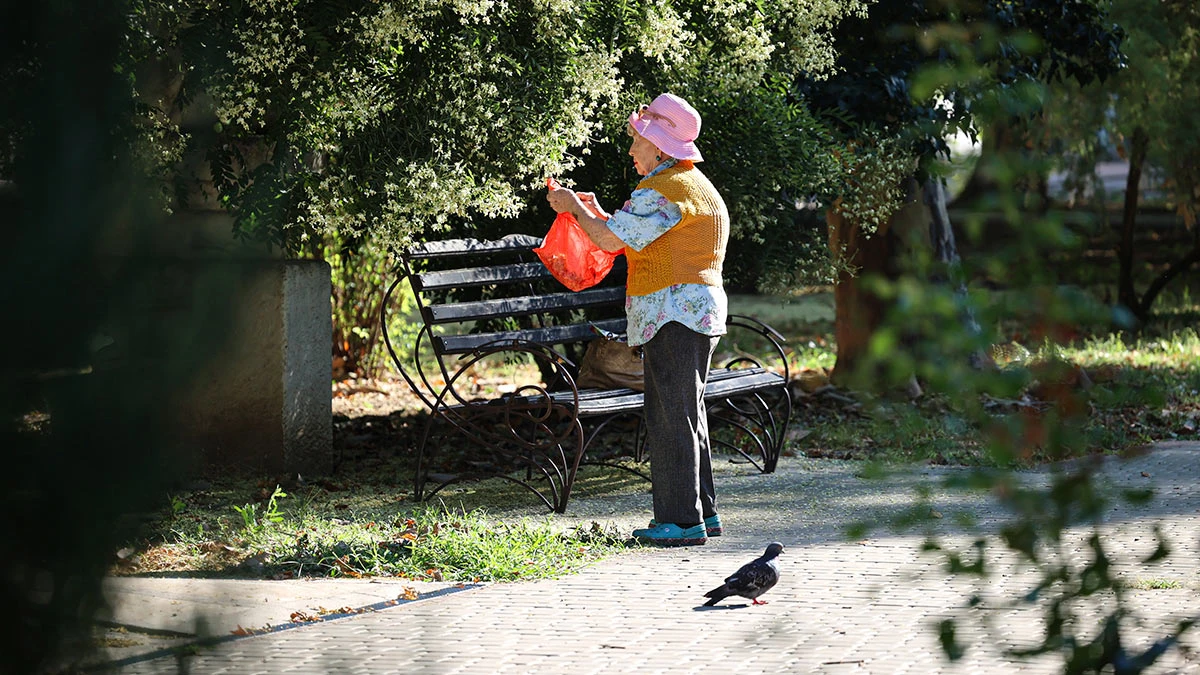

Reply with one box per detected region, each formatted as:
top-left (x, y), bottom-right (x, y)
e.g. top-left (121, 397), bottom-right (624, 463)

top-left (547, 93), bottom-right (729, 547)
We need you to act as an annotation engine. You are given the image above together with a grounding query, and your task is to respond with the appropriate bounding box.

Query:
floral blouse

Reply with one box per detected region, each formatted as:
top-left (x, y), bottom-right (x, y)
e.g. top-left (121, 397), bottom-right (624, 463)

top-left (605, 159), bottom-right (728, 347)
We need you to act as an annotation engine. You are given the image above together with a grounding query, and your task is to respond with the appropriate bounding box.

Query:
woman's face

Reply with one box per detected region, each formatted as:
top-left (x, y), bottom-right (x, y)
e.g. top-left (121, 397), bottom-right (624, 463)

top-left (628, 129), bottom-right (662, 177)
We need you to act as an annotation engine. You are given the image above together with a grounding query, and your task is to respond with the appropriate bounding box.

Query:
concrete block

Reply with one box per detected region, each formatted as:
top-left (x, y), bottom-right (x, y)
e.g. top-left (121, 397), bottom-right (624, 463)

top-left (175, 259), bottom-right (332, 476)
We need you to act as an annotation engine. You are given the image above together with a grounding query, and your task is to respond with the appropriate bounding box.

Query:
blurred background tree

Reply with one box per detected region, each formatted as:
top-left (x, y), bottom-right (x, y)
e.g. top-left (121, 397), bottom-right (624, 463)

top-left (1038, 0), bottom-right (1200, 322)
top-left (791, 0), bottom-right (1125, 382)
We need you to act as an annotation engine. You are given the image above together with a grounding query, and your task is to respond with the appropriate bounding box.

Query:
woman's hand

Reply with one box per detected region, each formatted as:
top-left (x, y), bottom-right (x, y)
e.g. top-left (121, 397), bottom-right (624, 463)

top-left (546, 187), bottom-right (578, 215)
top-left (545, 185), bottom-right (624, 252)
top-left (576, 192), bottom-right (610, 220)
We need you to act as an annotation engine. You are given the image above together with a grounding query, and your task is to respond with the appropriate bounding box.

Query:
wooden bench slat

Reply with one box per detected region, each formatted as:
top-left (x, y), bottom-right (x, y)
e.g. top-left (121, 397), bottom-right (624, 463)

top-left (414, 262), bottom-right (553, 292)
top-left (425, 287), bottom-right (625, 324)
top-left (539, 368), bottom-right (783, 416)
top-left (406, 235), bottom-right (542, 260)
top-left (434, 317), bottom-right (628, 354)
top-left (575, 393), bottom-right (645, 416)
top-left (704, 369), bottom-right (786, 397)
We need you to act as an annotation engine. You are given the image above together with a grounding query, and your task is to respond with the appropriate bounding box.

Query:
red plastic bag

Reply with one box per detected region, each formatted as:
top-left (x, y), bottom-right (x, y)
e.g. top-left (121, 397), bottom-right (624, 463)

top-left (535, 178), bottom-right (620, 292)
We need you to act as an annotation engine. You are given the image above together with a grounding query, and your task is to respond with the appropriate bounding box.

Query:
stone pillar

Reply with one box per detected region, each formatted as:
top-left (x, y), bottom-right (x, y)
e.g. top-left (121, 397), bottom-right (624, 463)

top-left (130, 59), bottom-right (334, 477)
top-left (282, 260), bottom-right (333, 475)
top-left (175, 258), bottom-right (332, 476)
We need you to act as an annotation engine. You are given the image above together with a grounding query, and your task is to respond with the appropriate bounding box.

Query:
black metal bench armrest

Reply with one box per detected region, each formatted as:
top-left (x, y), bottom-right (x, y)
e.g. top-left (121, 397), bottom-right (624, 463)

top-left (723, 314), bottom-right (790, 382)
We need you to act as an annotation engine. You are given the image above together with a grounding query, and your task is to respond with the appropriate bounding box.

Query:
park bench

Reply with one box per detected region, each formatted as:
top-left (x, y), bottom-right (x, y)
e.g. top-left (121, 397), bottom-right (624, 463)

top-left (381, 234), bottom-right (792, 513)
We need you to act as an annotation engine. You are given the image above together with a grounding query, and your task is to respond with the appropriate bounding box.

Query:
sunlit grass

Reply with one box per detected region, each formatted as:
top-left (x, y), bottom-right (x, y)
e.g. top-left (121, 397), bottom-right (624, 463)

top-left (125, 486), bottom-right (629, 582)
top-left (1122, 578), bottom-right (1185, 591)
top-left (1063, 328), bottom-right (1200, 369)
top-left (788, 337), bottom-right (838, 372)
top-left (792, 312), bottom-right (1199, 465)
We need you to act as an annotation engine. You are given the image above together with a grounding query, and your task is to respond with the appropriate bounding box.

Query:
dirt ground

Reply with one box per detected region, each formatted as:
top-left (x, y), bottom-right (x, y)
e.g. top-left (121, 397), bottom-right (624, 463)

top-left (332, 374), bottom-right (425, 419)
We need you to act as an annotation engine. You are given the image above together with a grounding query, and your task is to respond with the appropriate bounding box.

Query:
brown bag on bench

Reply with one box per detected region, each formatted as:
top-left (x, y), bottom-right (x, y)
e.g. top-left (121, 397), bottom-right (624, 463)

top-left (577, 337), bottom-right (644, 391)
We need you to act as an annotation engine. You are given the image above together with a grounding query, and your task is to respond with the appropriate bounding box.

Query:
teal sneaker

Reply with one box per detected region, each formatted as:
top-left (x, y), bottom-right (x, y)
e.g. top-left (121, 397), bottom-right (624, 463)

top-left (632, 523), bottom-right (707, 547)
top-left (648, 514), bottom-right (722, 537)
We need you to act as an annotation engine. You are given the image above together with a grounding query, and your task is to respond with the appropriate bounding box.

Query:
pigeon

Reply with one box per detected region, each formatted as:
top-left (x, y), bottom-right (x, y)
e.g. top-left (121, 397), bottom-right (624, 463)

top-left (703, 542), bottom-right (784, 606)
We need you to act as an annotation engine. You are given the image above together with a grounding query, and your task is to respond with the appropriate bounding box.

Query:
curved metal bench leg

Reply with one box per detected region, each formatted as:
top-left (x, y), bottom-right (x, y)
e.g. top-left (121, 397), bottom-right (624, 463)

top-left (413, 409), bottom-right (586, 513)
top-left (413, 411), bottom-right (442, 501)
top-left (576, 412), bottom-right (652, 482)
top-left (708, 386), bottom-right (794, 474)
top-left (553, 418), bottom-right (586, 513)
top-left (764, 389), bottom-right (792, 473)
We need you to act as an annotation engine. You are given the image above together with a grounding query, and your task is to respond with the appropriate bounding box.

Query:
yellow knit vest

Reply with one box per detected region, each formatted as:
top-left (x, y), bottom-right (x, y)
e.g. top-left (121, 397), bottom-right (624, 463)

top-left (625, 161), bottom-right (729, 297)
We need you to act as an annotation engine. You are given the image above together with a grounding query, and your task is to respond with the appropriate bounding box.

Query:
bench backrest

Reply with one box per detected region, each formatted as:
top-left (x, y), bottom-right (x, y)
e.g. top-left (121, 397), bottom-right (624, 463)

top-left (385, 235), bottom-right (628, 405)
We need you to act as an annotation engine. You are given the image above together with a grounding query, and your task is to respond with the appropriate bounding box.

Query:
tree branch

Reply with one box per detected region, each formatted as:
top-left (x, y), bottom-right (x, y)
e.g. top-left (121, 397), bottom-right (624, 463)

top-left (1137, 238), bottom-right (1200, 318)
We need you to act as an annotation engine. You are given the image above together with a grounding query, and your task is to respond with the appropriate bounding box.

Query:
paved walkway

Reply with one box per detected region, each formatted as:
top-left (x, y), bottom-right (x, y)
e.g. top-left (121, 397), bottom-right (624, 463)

top-left (96, 442), bottom-right (1200, 674)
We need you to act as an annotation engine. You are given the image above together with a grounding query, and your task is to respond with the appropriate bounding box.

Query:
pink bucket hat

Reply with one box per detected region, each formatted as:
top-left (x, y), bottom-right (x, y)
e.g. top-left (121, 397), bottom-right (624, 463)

top-left (628, 93), bottom-right (704, 162)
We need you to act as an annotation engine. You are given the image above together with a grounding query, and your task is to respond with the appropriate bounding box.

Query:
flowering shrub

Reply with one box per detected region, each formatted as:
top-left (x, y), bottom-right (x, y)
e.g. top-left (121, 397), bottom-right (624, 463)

top-left (104, 0), bottom-right (870, 277)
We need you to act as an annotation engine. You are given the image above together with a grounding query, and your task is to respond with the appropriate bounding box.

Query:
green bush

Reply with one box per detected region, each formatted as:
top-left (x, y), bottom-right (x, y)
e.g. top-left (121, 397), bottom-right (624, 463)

top-left (303, 233), bottom-right (419, 380)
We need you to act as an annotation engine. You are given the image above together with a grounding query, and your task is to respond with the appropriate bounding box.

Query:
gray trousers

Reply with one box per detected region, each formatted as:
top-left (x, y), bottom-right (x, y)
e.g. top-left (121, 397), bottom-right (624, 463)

top-left (642, 321), bottom-right (719, 526)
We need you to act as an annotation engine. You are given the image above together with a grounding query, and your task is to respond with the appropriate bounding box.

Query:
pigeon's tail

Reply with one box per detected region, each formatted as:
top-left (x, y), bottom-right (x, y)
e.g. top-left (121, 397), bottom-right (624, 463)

top-left (703, 586), bottom-right (730, 606)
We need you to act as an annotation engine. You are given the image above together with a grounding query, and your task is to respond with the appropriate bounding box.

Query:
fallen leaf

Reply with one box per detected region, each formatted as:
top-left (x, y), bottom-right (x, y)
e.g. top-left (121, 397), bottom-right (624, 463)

top-left (334, 556), bottom-right (363, 578)
top-left (401, 587), bottom-right (419, 601)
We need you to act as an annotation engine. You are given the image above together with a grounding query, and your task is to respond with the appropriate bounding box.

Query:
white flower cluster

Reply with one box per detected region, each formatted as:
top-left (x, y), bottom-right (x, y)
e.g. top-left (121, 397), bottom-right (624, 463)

top-left (635, 2), bottom-right (694, 67)
top-left (773, 0), bottom-right (872, 79)
top-left (835, 127), bottom-right (917, 232)
top-left (627, 0), bottom-right (876, 95)
top-left (211, 7), bottom-right (314, 133)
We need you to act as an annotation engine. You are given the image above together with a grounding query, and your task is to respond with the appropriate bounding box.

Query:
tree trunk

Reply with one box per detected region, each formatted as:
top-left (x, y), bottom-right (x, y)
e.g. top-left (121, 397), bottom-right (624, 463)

top-left (827, 207), bottom-right (896, 383)
top-left (926, 178), bottom-right (960, 266)
top-left (829, 179), bottom-right (975, 384)
top-left (926, 178), bottom-right (985, 365)
top-left (828, 180), bottom-right (935, 384)
top-left (1118, 127), bottom-right (1149, 316)
top-left (955, 121), bottom-right (1014, 207)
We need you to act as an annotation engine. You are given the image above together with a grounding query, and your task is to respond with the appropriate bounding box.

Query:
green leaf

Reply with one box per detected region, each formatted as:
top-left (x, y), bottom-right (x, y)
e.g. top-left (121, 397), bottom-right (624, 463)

top-left (844, 522), bottom-right (870, 540)
top-left (1121, 488), bottom-right (1154, 505)
top-left (1143, 525), bottom-right (1172, 564)
top-left (938, 619), bottom-right (965, 661)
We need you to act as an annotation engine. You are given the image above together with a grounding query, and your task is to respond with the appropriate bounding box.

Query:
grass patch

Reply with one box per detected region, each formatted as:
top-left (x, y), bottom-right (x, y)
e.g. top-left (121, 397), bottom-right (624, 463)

top-left (1122, 578), bottom-right (1185, 590)
top-left (121, 482), bottom-right (630, 582)
top-left (726, 292), bottom-right (836, 375)
top-left (807, 397), bottom-right (985, 464)
top-left (782, 299), bottom-right (1199, 465)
